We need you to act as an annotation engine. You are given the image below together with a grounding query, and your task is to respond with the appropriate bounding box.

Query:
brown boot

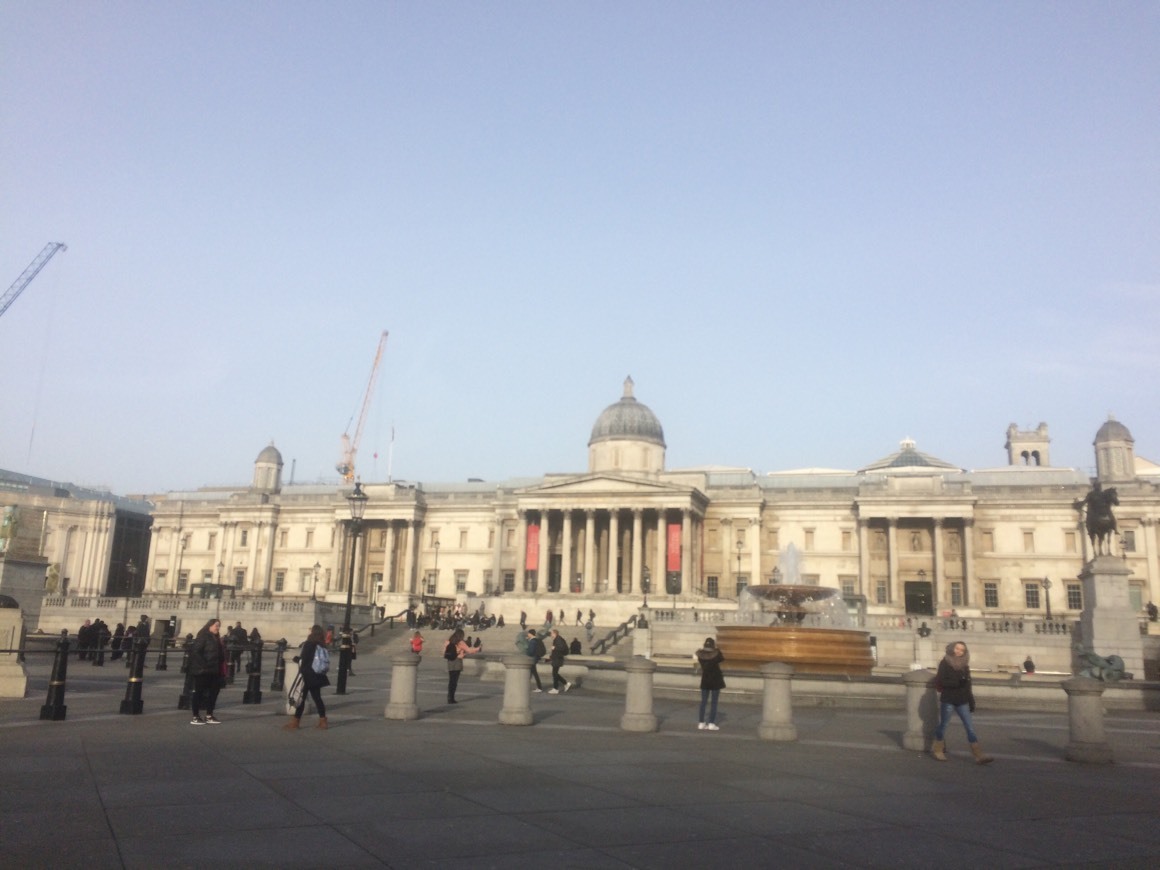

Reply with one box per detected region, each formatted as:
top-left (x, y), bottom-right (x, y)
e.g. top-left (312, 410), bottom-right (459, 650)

top-left (970, 742), bottom-right (993, 765)
top-left (316, 717), bottom-right (328, 730)
top-left (282, 717), bottom-right (300, 731)
top-left (931, 739), bottom-right (947, 761)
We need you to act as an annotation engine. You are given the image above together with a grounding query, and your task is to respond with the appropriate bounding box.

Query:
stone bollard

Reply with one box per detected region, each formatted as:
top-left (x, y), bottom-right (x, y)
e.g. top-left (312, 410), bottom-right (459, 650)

top-left (902, 669), bottom-right (937, 751)
top-left (40, 634), bottom-right (70, 721)
top-left (243, 643), bottom-right (263, 704)
top-left (270, 639), bottom-right (287, 691)
top-left (385, 652), bottom-right (422, 721)
top-left (757, 661), bottom-right (797, 741)
top-left (119, 637), bottom-right (147, 714)
top-left (621, 655), bottom-right (658, 732)
top-left (1063, 676), bottom-right (1113, 763)
top-left (498, 655), bottom-right (535, 726)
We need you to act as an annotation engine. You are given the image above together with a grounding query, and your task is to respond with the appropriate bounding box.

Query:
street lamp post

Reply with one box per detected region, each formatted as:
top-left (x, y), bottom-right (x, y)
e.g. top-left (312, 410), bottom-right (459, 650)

top-left (1043, 577), bottom-right (1053, 621)
top-left (337, 481), bottom-right (368, 695)
top-left (433, 539), bottom-right (440, 594)
top-left (124, 559), bottom-right (137, 629)
top-left (311, 561), bottom-right (320, 601)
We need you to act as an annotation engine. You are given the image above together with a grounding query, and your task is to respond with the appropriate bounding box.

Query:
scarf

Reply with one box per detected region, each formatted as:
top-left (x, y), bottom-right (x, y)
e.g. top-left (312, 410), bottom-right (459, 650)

top-left (944, 642), bottom-right (970, 672)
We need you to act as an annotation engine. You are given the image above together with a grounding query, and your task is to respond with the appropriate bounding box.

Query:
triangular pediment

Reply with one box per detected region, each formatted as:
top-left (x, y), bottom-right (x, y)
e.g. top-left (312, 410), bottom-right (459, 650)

top-left (520, 473), bottom-right (689, 497)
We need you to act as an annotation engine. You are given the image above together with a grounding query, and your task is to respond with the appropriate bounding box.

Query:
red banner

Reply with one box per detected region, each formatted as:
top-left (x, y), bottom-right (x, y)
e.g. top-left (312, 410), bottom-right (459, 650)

top-left (667, 522), bottom-right (682, 573)
top-left (526, 523), bottom-right (540, 572)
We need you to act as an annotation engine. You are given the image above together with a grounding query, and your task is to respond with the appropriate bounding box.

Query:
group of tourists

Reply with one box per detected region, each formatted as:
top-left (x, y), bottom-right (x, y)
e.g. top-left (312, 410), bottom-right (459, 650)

top-left (75, 614), bottom-right (153, 662)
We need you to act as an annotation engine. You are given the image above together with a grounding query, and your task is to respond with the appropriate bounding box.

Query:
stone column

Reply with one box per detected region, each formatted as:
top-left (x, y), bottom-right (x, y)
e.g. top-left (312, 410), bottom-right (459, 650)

top-left (516, 510), bottom-right (528, 592)
top-left (887, 518), bottom-right (899, 605)
top-left (902, 669), bottom-right (936, 751)
top-left (584, 510), bottom-right (596, 594)
top-left (722, 518), bottom-right (734, 592)
top-left (680, 510), bottom-right (691, 594)
top-left (608, 509), bottom-right (620, 594)
top-left (561, 509), bottom-right (573, 594)
top-left (962, 518), bottom-right (975, 605)
top-left (751, 518), bottom-right (762, 585)
top-left (404, 520), bottom-right (417, 594)
top-left (656, 511), bottom-right (667, 595)
top-left (630, 509), bottom-right (642, 594)
top-left (757, 662), bottom-right (797, 741)
top-left (539, 510), bottom-right (551, 592)
top-left (1062, 676), bottom-right (1113, 763)
top-left (1142, 517), bottom-right (1159, 608)
top-left (384, 652), bottom-right (421, 720)
top-left (385, 523), bottom-right (397, 592)
top-left (932, 518), bottom-right (944, 610)
top-left (621, 655), bottom-right (658, 732)
top-left (858, 518), bottom-right (871, 598)
top-left (223, 522), bottom-right (237, 590)
top-left (499, 655), bottom-right (535, 725)
top-left (247, 522), bottom-right (261, 593)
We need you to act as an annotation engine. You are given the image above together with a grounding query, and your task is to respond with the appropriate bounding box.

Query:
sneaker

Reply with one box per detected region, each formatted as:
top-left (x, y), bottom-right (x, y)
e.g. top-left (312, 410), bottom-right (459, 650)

top-left (706, 723), bottom-right (720, 731)
top-left (548, 688), bottom-right (559, 694)
top-left (563, 682), bottom-right (572, 693)
top-left (205, 715), bottom-right (221, 725)
top-left (190, 717), bottom-right (206, 725)
top-left (532, 688), bottom-right (542, 693)
top-left (698, 722), bottom-right (707, 730)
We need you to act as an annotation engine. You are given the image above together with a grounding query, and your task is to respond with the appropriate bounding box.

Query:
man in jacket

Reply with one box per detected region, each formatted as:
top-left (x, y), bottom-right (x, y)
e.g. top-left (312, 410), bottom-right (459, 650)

top-left (525, 629), bottom-right (546, 693)
top-left (547, 628), bottom-right (571, 694)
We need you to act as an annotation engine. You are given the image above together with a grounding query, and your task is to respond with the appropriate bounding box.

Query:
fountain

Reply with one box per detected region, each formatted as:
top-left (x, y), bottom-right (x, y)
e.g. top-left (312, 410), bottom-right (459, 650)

top-left (716, 545), bottom-right (875, 675)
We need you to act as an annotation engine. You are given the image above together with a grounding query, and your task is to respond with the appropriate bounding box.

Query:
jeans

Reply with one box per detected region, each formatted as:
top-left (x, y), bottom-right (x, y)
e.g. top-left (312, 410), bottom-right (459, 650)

top-left (191, 673), bottom-right (221, 717)
top-left (934, 701), bottom-right (978, 743)
top-left (699, 688), bottom-right (720, 724)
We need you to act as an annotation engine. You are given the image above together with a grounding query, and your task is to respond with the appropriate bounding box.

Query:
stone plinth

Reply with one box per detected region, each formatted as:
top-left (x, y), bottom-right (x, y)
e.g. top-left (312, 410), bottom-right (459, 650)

top-left (0, 605), bottom-right (28, 698)
top-left (757, 661), bottom-right (797, 741)
top-left (1076, 556), bottom-right (1144, 678)
top-left (384, 652), bottom-right (421, 720)
top-left (902, 668), bottom-right (937, 751)
top-left (1063, 677), bottom-right (1113, 763)
top-left (621, 655), bottom-right (658, 732)
top-left (499, 655), bottom-right (534, 726)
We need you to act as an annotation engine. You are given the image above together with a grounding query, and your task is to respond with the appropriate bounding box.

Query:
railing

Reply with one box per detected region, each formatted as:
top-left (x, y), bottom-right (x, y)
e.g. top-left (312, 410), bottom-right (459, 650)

top-left (590, 614), bottom-right (638, 655)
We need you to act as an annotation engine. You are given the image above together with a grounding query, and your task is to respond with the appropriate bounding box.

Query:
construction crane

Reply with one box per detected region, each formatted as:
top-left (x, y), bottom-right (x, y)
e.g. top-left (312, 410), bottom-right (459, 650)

top-left (337, 330), bottom-right (388, 481)
top-left (1, 242), bottom-right (68, 320)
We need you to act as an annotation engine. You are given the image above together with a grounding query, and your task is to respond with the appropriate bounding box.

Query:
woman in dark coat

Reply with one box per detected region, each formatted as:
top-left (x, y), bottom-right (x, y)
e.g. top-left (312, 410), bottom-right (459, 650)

top-left (932, 641), bottom-right (992, 764)
top-left (188, 618), bottom-right (225, 725)
top-left (695, 637), bottom-right (725, 731)
top-left (284, 624), bottom-right (329, 730)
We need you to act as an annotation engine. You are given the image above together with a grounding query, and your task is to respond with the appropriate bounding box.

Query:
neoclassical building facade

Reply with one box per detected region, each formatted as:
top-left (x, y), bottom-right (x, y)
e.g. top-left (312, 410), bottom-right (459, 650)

top-left (144, 380), bottom-right (1160, 624)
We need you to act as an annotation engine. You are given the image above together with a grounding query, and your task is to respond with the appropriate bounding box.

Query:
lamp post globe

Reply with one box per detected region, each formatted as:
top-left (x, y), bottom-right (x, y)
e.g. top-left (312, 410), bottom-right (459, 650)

top-left (337, 480), bottom-right (368, 695)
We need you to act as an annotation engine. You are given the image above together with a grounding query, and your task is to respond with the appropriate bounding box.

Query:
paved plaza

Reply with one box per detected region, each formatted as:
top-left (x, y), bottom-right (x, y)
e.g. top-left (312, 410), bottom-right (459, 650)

top-left (3, 630), bottom-right (1160, 869)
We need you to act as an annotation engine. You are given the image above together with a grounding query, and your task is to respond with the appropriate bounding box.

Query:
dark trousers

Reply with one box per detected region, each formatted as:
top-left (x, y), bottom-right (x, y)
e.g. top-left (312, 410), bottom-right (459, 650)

top-left (530, 662), bottom-right (542, 690)
top-left (551, 661), bottom-right (568, 689)
top-left (191, 673), bottom-right (221, 717)
top-left (295, 684), bottom-right (326, 719)
top-left (447, 669), bottom-right (461, 702)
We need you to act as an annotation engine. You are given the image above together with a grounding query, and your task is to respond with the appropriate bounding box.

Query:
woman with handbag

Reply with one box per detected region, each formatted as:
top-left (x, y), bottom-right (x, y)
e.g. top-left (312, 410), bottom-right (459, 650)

top-left (444, 628), bottom-right (479, 704)
top-left (188, 618), bottom-right (225, 725)
top-left (932, 641), bottom-right (993, 764)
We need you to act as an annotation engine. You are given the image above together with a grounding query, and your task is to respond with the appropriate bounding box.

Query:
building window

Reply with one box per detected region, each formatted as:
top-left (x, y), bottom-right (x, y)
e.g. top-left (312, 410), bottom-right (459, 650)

top-left (279, 529), bottom-right (288, 548)
top-left (841, 530), bottom-right (853, 551)
top-left (706, 576), bottom-right (719, 598)
top-left (487, 528), bottom-right (495, 549)
top-left (735, 576), bottom-right (748, 597)
top-left (177, 570), bottom-right (189, 592)
top-left (455, 571), bottom-right (468, 593)
top-left (299, 569), bottom-right (311, 593)
top-left (875, 579), bottom-right (888, 605)
top-left (951, 582), bottom-right (963, 607)
top-left (503, 571), bottom-right (515, 592)
top-left (1122, 530), bottom-right (1136, 552)
top-left (207, 532), bottom-right (216, 551)
top-left (505, 528), bottom-right (515, 548)
top-left (234, 569), bottom-right (245, 589)
top-left (768, 529), bottom-right (779, 551)
top-left (273, 571), bottom-right (285, 592)
top-left (804, 529), bottom-right (815, 550)
top-left (483, 570), bottom-right (494, 594)
top-left (305, 529), bottom-right (314, 548)
top-left (983, 582), bottom-right (999, 608)
top-left (202, 570), bottom-right (214, 584)
top-left (154, 570), bottom-right (167, 591)
top-left (839, 576), bottom-right (856, 599)
top-left (425, 571), bottom-right (437, 595)
top-left (1024, 582), bottom-right (1040, 609)
top-left (240, 529), bottom-right (248, 547)
top-left (1022, 531), bottom-right (1035, 553)
top-left (459, 530), bottom-right (468, 548)
top-left (371, 572), bottom-right (383, 594)
top-left (1067, 583), bottom-right (1082, 610)
top-left (1129, 585), bottom-right (1143, 612)
top-left (801, 574), bottom-right (820, 586)
top-left (1064, 531), bottom-right (1077, 554)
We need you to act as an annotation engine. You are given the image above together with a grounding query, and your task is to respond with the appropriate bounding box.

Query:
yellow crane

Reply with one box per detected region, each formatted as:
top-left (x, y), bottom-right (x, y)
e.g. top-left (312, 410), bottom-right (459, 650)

top-left (336, 330), bottom-right (388, 481)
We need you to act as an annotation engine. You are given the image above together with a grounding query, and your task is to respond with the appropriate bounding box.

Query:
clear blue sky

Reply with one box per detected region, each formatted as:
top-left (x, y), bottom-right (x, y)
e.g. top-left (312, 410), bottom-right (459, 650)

top-left (2, 2), bottom-right (1157, 494)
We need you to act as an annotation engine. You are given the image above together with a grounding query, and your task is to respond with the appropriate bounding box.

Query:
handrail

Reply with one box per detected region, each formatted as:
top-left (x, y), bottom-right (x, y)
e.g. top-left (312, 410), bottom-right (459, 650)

top-left (591, 614), bottom-right (638, 655)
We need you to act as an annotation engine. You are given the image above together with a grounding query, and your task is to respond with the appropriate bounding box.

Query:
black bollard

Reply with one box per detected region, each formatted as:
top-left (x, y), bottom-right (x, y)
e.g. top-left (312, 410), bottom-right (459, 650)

top-left (119, 637), bottom-right (147, 714)
top-left (226, 640), bottom-right (238, 685)
top-left (243, 642), bottom-right (263, 704)
top-left (40, 634), bottom-right (71, 721)
top-left (178, 636), bottom-right (194, 709)
top-left (270, 639), bottom-right (287, 691)
top-left (336, 628), bottom-right (352, 695)
top-left (93, 629), bottom-right (108, 667)
top-left (155, 635), bottom-right (169, 671)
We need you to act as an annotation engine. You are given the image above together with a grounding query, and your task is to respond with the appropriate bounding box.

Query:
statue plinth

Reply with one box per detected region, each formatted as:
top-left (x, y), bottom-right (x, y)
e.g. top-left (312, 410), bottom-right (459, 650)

top-left (1075, 555), bottom-right (1144, 678)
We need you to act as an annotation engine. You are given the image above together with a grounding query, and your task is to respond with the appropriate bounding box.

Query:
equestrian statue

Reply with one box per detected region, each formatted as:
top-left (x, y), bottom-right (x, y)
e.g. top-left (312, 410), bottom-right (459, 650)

top-left (1074, 482), bottom-right (1119, 556)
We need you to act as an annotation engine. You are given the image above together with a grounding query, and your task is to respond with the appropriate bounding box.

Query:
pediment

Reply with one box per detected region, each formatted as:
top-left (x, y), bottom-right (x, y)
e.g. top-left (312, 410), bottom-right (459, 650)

top-left (520, 474), bottom-right (689, 497)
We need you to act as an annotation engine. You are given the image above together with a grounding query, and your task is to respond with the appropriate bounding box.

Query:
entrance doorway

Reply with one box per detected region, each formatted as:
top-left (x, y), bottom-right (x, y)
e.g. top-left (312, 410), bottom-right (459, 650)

top-left (904, 581), bottom-right (934, 616)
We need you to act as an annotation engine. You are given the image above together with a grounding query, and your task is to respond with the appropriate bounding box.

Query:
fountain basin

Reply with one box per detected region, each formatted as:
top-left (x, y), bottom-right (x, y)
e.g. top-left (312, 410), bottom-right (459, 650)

top-left (716, 625), bottom-right (875, 676)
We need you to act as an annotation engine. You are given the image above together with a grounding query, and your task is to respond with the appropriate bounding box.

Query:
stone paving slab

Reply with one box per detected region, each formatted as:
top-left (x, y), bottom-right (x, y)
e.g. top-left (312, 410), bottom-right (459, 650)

top-left (1, 649), bottom-right (1158, 868)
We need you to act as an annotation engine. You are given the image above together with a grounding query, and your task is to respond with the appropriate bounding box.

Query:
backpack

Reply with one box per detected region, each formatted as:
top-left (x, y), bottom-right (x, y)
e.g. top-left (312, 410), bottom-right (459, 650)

top-left (444, 641), bottom-right (459, 661)
top-left (312, 644), bottom-right (331, 674)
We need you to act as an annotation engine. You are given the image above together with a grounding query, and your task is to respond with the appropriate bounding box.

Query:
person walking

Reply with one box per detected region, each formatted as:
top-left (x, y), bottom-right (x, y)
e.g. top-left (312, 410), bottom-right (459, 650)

top-left (932, 640), bottom-right (993, 764)
top-left (547, 628), bottom-right (571, 694)
top-left (188, 618), bottom-right (225, 725)
top-left (444, 628), bottom-right (479, 704)
top-left (525, 628), bottom-right (546, 693)
top-left (283, 624), bottom-right (330, 730)
top-left (694, 637), bottom-right (725, 730)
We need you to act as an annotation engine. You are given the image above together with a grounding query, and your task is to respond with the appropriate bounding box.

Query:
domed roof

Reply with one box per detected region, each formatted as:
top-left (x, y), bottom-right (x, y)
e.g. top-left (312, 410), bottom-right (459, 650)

top-left (255, 442), bottom-right (283, 465)
top-left (1095, 415), bottom-right (1133, 444)
top-left (588, 377), bottom-right (666, 447)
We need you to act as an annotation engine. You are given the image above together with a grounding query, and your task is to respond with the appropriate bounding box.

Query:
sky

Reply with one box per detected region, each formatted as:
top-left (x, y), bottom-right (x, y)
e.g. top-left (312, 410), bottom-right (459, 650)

top-left (2, 2), bottom-right (1158, 496)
